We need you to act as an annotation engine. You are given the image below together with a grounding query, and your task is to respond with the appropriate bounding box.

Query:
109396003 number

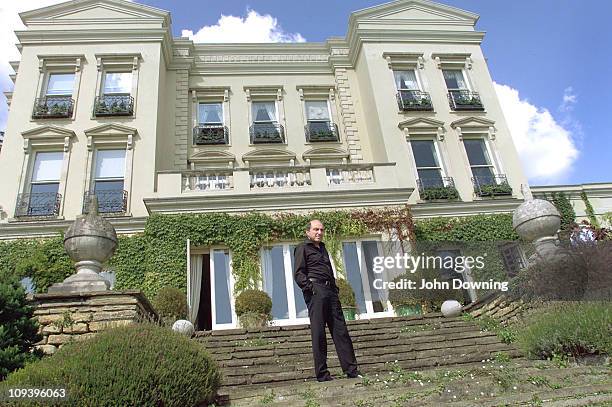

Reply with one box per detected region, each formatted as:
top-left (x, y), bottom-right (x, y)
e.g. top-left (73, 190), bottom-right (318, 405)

top-left (4, 388), bottom-right (67, 400)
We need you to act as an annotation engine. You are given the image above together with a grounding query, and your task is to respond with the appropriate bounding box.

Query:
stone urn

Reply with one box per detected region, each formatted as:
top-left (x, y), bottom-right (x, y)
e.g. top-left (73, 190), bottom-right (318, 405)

top-left (48, 197), bottom-right (117, 293)
top-left (512, 199), bottom-right (563, 261)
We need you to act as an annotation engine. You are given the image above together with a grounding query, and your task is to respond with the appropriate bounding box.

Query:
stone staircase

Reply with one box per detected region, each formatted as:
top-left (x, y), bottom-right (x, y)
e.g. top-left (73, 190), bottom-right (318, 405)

top-left (194, 313), bottom-right (523, 405)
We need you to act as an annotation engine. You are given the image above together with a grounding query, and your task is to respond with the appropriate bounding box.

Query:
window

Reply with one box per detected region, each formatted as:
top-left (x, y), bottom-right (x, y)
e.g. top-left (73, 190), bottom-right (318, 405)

top-left (411, 140), bottom-right (444, 188)
top-left (436, 249), bottom-right (473, 304)
top-left (394, 70), bottom-right (432, 111)
top-left (499, 243), bottom-right (526, 278)
top-left (442, 69), bottom-right (468, 90)
top-left (95, 72), bottom-right (133, 116)
top-left (304, 100), bottom-right (338, 142)
top-left (102, 72), bottom-right (132, 95)
top-left (394, 70), bottom-right (419, 90)
top-left (252, 101), bottom-right (277, 123)
top-left (443, 69), bottom-right (483, 110)
top-left (33, 74), bottom-right (75, 119)
top-left (199, 103), bottom-right (223, 125)
top-left (250, 101), bottom-right (284, 144)
top-left (89, 149), bottom-right (126, 214)
top-left (464, 139), bottom-right (495, 183)
top-left (27, 152), bottom-right (62, 216)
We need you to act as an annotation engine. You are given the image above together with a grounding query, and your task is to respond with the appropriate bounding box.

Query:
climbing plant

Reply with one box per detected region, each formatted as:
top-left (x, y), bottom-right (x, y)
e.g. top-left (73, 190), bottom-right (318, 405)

top-left (0, 208), bottom-right (520, 300)
top-left (580, 191), bottom-right (600, 227)
top-left (550, 192), bottom-right (576, 230)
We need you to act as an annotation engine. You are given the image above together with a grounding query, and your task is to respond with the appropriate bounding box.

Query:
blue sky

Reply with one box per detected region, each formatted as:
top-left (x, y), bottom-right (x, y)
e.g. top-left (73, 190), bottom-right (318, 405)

top-left (2, 0), bottom-right (611, 185)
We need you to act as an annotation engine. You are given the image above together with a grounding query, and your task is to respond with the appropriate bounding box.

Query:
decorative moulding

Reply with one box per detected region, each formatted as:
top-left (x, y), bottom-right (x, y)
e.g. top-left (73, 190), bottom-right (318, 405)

top-left (37, 54), bottom-right (85, 73)
top-left (302, 146), bottom-right (349, 164)
top-left (398, 117), bottom-right (445, 140)
top-left (84, 123), bottom-right (137, 150)
top-left (296, 85), bottom-right (337, 101)
top-left (95, 53), bottom-right (142, 71)
top-left (189, 150), bottom-right (236, 168)
top-left (431, 52), bottom-right (472, 69)
top-left (21, 125), bottom-right (76, 153)
top-left (244, 86), bottom-right (283, 102)
top-left (191, 87), bottom-right (230, 102)
top-left (382, 52), bottom-right (425, 69)
top-left (242, 148), bottom-right (297, 166)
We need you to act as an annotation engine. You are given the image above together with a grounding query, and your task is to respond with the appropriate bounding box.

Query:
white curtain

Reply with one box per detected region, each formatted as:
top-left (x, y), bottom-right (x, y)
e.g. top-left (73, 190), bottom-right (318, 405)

top-left (188, 254), bottom-right (203, 324)
top-left (262, 248), bottom-right (274, 299)
top-left (253, 102), bottom-right (276, 122)
top-left (394, 70), bottom-right (419, 90)
top-left (305, 101), bottom-right (329, 120)
top-left (442, 69), bottom-right (467, 90)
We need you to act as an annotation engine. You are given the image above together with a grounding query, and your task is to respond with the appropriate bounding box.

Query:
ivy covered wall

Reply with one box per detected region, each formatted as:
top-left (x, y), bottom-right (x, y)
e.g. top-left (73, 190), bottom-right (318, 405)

top-left (0, 208), bottom-right (519, 300)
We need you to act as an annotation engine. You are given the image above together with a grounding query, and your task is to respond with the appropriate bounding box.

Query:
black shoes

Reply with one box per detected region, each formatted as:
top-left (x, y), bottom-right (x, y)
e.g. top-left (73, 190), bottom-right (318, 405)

top-left (317, 375), bottom-right (334, 382)
top-left (346, 370), bottom-right (363, 379)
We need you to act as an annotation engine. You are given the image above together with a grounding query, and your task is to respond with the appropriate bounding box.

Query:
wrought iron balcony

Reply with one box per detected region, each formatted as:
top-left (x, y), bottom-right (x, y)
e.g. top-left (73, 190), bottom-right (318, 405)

top-left (94, 95), bottom-right (134, 117)
top-left (250, 122), bottom-right (285, 144)
top-left (32, 97), bottom-right (74, 119)
top-left (193, 124), bottom-right (229, 145)
top-left (82, 190), bottom-right (128, 214)
top-left (305, 121), bottom-right (339, 142)
top-left (396, 90), bottom-right (433, 111)
top-left (447, 90), bottom-right (484, 111)
top-left (472, 174), bottom-right (513, 197)
top-left (15, 192), bottom-right (62, 217)
top-left (417, 177), bottom-right (459, 200)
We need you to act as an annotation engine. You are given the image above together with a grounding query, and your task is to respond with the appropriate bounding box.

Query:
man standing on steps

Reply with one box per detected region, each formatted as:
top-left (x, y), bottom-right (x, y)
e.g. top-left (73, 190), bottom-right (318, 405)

top-left (293, 219), bottom-right (361, 382)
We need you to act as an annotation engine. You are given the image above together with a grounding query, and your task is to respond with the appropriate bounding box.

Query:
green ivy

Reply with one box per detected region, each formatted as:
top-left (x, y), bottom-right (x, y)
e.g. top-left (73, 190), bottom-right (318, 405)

top-left (0, 210), bottom-right (518, 301)
top-left (420, 186), bottom-right (459, 201)
top-left (580, 191), bottom-right (600, 227)
top-left (550, 192), bottom-right (576, 230)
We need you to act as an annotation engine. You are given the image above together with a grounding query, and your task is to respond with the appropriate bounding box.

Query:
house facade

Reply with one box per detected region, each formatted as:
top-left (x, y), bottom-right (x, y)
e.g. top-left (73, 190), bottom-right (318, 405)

top-left (0, 0), bottom-right (531, 329)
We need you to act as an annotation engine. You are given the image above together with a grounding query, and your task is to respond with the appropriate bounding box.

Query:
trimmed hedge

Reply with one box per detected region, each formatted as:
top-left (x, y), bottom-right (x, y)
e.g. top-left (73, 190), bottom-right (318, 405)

top-left (1, 323), bottom-right (221, 407)
top-left (151, 287), bottom-right (188, 325)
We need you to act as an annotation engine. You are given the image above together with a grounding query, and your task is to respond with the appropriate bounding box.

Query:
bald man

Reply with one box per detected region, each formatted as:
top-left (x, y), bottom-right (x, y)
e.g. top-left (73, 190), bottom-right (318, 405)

top-left (293, 219), bottom-right (361, 382)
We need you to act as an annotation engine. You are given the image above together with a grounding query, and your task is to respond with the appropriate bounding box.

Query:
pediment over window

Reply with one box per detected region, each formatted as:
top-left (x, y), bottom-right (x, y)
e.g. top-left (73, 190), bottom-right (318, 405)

top-left (450, 116), bottom-right (495, 129)
top-left (303, 147), bottom-right (349, 164)
top-left (398, 118), bottom-right (445, 140)
top-left (21, 125), bottom-right (76, 140)
top-left (242, 148), bottom-right (296, 165)
top-left (189, 150), bottom-right (236, 167)
top-left (84, 123), bottom-right (138, 137)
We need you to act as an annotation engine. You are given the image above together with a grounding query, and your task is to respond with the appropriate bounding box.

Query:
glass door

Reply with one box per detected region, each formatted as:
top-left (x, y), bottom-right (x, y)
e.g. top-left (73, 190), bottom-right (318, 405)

top-left (210, 249), bottom-right (236, 329)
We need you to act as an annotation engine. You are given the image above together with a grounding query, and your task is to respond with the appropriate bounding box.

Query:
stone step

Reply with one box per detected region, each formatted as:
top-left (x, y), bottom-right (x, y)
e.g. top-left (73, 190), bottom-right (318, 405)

top-left (218, 359), bottom-right (612, 406)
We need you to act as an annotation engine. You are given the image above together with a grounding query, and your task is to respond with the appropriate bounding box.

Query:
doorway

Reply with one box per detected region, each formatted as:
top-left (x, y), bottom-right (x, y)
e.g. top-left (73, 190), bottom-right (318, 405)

top-left (196, 253), bottom-right (211, 331)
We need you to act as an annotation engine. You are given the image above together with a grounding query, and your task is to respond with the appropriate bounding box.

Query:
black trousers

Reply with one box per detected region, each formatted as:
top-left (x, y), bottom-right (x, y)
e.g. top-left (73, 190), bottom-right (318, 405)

top-left (304, 282), bottom-right (358, 380)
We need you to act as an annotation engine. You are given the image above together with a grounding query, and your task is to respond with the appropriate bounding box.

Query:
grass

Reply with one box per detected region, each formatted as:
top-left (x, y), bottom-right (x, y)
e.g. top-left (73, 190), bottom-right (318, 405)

top-left (516, 302), bottom-right (611, 360)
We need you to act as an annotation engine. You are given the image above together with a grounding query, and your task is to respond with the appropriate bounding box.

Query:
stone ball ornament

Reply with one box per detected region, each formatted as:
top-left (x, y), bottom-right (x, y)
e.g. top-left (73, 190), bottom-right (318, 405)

top-left (172, 320), bottom-right (195, 336)
top-left (512, 199), bottom-right (561, 242)
top-left (48, 197), bottom-right (118, 293)
top-left (441, 300), bottom-right (463, 318)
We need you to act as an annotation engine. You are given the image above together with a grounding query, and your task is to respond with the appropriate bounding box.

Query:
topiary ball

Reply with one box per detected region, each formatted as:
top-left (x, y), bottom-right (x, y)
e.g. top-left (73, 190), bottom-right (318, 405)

top-left (234, 289), bottom-right (272, 317)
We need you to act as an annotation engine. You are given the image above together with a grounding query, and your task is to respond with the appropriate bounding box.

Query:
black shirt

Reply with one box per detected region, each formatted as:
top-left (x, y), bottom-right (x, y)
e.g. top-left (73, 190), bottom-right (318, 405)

top-left (294, 239), bottom-right (336, 292)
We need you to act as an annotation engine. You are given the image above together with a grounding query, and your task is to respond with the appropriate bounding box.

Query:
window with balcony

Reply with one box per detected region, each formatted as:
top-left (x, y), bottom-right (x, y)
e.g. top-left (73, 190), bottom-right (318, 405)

top-left (94, 72), bottom-right (134, 117)
top-left (33, 73), bottom-right (75, 119)
top-left (16, 152), bottom-right (63, 217)
top-left (443, 69), bottom-right (483, 111)
top-left (194, 103), bottom-right (228, 145)
top-left (394, 70), bottom-right (432, 111)
top-left (464, 139), bottom-right (511, 197)
top-left (84, 149), bottom-right (127, 214)
top-left (250, 101), bottom-right (284, 144)
top-left (304, 100), bottom-right (338, 142)
top-left (410, 140), bottom-right (458, 200)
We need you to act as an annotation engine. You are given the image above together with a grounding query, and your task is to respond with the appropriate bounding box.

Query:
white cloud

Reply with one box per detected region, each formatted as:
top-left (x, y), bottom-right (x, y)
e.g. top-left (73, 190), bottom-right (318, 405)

top-left (560, 86), bottom-right (577, 112)
top-left (494, 82), bottom-right (580, 184)
top-left (181, 10), bottom-right (306, 43)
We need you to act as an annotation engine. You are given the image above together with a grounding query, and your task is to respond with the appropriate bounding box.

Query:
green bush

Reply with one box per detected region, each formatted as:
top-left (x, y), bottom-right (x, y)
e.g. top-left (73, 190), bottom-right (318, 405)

top-left (234, 289), bottom-right (272, 317)
top-left (0, 278), bottom-right (42, 380)
top-left (1, 323), bottom-right (221, 406)
top-left (336, 278), bottom-right (356, 308)
top-left (388, 273), bottom-right (423, 307)
top-left (516, 302), bottom-right (611, 360)
top-left (151, 287), bottom-right (188, 325)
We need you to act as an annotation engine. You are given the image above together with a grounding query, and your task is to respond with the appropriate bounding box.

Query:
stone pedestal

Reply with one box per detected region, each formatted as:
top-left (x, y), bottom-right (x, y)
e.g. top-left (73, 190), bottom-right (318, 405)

top-left (31, 290), bottom-right (157, 355)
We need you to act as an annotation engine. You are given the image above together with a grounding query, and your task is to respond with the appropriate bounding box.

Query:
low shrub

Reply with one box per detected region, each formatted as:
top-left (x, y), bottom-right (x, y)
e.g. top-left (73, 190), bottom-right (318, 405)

top-left (234, 289), bottom-right (272, 317)
top-left (516, 302), bottom-right (611, 360)
top-left (151, 287), bottom-right (188, 325)
top-left (336, 278), bottom-right (356, 308)
top-left (0, 278), bottom-right (42, 380)
top-left (1, 323), bottom-right (221, 406)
